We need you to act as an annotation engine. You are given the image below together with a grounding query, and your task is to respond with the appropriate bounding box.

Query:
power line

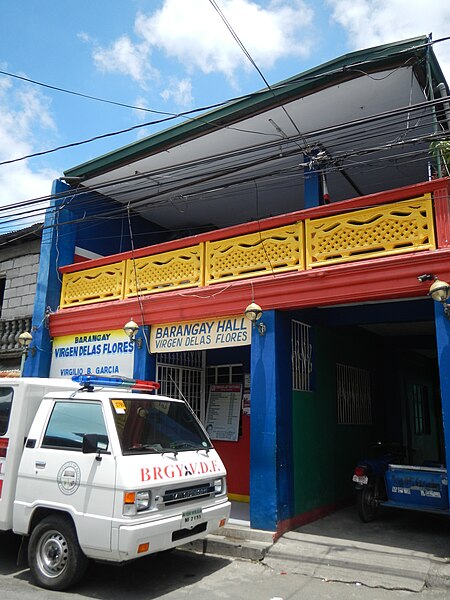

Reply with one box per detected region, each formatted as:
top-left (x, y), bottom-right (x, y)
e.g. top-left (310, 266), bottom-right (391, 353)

top-left (3, 35), bottom-right (448, 168)
top-left (0, 91), bottom-right (445, 228)
top-left (207, 0), bottom-right (308, 148)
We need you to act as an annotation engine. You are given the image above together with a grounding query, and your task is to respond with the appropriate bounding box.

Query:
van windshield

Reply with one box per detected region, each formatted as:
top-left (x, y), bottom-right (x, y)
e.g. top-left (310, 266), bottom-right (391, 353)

top-left (110, 397), bottom-right (212, 455)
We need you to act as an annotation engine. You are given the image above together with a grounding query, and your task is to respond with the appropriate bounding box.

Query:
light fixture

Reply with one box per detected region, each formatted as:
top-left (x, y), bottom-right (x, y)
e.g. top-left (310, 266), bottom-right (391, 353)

top-left (244, 302), bottom-right (263, 322)
top-left (18, 331), bottom-right (34, 375)
top-left (429, 278), bottom-right (450, 319)
top-left (244, 302), bottom-right (266, 336)
top-left (418, 274), bottom-right (450, 320)
top-left (123, 319), bottom-right (143, 348)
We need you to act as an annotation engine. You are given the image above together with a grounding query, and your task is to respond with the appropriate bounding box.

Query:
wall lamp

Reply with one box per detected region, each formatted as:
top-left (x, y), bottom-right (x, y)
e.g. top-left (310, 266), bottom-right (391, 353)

top-left (18, 331), bottom-right (35, 375)
top-left (418, 273), bottom-right (450, 319)
top-left (123, 319), bottom-right (143, 348)
top-left (244, 302), bottom-right (267, 336)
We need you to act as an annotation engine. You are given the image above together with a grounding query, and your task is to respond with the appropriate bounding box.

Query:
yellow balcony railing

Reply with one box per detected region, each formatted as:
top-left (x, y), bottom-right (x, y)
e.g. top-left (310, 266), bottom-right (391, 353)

top-left (60, 261), bottom-right (126, 308)
top-left (205, 224), bottom-right (304, 284)
top-left (305, 195), bottom-right (435, 268)
top-left (125, 244), bottom-right (204, 297)
top-left (59, 194), bottom-right (437, 308)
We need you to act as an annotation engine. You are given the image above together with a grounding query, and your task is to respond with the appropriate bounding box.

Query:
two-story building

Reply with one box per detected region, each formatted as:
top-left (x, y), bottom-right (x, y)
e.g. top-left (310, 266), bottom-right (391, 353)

top-left (22, 35), bottom-right (450, 534)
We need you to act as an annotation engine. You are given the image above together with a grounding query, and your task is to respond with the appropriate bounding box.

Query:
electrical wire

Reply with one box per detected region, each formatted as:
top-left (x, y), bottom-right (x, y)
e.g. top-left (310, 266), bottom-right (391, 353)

top-left (0, 90), bottom-right (447, 233)
top-left (207, 0), bottom-right (308, 149)
top-left (1, 41), bottom-right (445, 168)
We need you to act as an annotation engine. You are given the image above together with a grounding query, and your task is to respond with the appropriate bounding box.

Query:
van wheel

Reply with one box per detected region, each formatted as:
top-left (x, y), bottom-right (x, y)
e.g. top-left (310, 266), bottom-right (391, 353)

top-left (28, 515), bottom-right (88, 590)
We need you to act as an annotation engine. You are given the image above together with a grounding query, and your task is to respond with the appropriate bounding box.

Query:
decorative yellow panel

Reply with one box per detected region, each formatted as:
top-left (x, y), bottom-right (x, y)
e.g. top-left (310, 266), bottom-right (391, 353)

top-left (125, 244), bottom-right (204, 297)
top-left (305, 195), bottom-right (436, 268)
top-left (205, 223), bottom-right (304, 284)
top-left (60, 261), bottom-right (126, 308)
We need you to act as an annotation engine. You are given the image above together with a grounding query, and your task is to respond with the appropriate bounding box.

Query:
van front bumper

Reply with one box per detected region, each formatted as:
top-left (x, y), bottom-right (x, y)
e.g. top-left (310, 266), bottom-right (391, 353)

top-left (117, 500), bottom-right (231, 560)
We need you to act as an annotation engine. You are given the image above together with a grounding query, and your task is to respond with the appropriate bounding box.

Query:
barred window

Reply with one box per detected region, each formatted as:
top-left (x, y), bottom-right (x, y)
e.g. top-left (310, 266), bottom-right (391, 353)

top-left (291, 320), bottom-right (312, 391)
top-left (336, 364), bottom-right (372, 425)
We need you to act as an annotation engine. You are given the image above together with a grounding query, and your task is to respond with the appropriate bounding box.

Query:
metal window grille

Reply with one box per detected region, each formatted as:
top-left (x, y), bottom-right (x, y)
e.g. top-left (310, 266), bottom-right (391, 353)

top-left (156, 351), bottom-right (206, 422)
top-left (291, 320), bottom-right (312, 391)
top-left (336, 364), bottom-right (372, 425)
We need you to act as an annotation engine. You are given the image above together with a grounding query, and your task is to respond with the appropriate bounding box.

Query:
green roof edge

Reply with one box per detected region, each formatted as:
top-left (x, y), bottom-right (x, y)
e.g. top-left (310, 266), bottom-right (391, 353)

top-left (64, 35), bottom-right (443, 179)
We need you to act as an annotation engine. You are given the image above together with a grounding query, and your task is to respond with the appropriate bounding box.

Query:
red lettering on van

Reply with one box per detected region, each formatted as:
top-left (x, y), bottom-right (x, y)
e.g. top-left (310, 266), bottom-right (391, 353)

top-left (141, 468), bottom-right (151, 482)
top-left (153, 466), bottom-right (163, 480)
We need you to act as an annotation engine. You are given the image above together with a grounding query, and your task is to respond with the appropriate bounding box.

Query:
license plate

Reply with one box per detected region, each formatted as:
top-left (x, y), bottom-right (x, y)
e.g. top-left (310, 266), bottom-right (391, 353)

top-left (182, 508), bottom-right (203, 525)
top-left (352, 474), bottom-right (368, 485)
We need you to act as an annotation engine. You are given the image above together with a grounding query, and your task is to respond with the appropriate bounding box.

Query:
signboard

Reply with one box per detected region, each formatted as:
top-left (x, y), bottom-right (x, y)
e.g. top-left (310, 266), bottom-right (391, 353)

top-left (205, 384), bottom-right (242, 442)
top-left (50, 330), bottom-right (134, 379)
top-left (150, 316), bottom-right (251, 353)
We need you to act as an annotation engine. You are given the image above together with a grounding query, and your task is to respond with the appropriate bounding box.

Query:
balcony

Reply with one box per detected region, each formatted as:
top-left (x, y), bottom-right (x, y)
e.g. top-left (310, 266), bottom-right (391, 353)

top-left (0, 316), bottom-right (32, 357)
top-left (59, 183), bottom-right (446, 311)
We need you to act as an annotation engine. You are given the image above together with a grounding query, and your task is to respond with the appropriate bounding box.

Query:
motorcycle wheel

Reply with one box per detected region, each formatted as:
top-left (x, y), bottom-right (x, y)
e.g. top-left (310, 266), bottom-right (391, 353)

top-left (356, 483), bottom-right (379, 523)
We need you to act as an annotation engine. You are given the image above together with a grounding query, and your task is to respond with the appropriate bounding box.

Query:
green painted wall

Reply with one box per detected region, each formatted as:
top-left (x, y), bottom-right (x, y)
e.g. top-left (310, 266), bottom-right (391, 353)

top-left (291, 323), bottom-right (439, 517)
top-left (292, 326), bottom-right (376, 515)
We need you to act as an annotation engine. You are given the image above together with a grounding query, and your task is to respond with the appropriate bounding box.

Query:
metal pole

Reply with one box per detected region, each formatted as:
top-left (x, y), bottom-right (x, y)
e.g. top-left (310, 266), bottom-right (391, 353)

top-left (19, 348), bottom-right (27, 376)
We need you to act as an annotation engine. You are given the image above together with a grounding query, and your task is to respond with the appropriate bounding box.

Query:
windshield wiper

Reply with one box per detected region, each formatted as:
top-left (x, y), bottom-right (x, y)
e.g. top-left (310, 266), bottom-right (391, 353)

top-left (127, 444), bottom-right (161, 453)
top-left (169, 441), bottom-right (205, 451)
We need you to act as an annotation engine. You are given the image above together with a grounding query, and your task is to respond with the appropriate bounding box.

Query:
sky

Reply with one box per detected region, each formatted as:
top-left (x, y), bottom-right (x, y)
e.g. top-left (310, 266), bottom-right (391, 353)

top-left (1, 0), bottom-right (450, 215)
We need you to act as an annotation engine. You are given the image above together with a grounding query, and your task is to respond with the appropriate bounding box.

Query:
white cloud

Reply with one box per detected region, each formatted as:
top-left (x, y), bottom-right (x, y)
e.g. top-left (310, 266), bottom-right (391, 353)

top-left (93, 36), bottom-right (158, 85)
top-left (92, 0), bottom-right (315, 90)
top-left (161, 78), bottom-right (193, 107)
top-left (326, 0), bottom-right (450, 81)
top-left (0, 80), bottom-right (58, 221)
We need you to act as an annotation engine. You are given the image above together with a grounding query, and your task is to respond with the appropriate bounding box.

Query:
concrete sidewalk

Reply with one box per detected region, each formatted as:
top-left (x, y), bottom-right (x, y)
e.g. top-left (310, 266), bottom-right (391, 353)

top-left (185, 505), bottom-right (450, 591)
top-left (266, 507), bottom-right (450, 591)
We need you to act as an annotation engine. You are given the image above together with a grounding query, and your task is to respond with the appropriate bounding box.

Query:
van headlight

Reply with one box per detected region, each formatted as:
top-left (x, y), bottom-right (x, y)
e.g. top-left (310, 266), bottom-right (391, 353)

top-left (214, 478), bottom-right (225, 495)
top-left (123, 490), bottom-right (151, 515)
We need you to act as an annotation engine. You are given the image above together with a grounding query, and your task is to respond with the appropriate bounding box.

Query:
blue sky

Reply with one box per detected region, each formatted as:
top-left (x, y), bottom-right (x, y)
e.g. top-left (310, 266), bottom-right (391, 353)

top-left (0, 0), bottom-right (450, 210)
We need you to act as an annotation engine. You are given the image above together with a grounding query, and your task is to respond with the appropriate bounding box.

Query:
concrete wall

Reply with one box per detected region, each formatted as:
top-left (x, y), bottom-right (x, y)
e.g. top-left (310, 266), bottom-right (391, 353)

top-left (0, 238), bottom-right (40, 320)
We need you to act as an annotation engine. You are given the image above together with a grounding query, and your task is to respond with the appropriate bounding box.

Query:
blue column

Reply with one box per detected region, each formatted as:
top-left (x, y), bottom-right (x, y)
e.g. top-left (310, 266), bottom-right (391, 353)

top-left (249, 310), bottom-right (293, 530)
top-left (303, 151), bottom-right (322, 208)
top-left (132, 326), bottom-right (157, 381)
top-left (434, 303), bottom-right (450, 478)
top-left (23, 180), bottom-right (77, 377)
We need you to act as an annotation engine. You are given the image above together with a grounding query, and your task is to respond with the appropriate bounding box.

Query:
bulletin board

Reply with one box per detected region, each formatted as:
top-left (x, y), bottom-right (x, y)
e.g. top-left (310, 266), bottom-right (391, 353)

top-left (205, 384), bottom-right (242, 441)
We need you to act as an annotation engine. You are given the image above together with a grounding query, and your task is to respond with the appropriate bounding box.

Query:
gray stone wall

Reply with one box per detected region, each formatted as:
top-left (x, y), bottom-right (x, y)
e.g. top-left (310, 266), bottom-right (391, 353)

top-left (0, 238), bottom-right (41, 320)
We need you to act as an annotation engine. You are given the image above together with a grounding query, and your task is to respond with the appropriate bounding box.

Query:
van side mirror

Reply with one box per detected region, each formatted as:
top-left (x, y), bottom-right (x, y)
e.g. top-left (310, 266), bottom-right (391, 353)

top-left (82, 433), bottom-right (109, 454)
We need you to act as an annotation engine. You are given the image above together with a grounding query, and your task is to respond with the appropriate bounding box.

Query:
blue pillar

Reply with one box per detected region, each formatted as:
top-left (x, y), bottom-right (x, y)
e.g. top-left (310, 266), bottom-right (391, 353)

top-left (250, 310), bottom-right (293, 530)
top-left (132, 326), bottom-right (157, 381)
top-left (434, 303), bottom-right (450, 477)
top-left (23, 180), bottom-right (77, 377)
top-left (303, 151), bottom-right (322, 208)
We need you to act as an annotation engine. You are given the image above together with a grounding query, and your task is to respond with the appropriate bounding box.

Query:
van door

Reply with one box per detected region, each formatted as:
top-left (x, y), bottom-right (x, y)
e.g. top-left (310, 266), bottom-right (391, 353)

top-left (20, 400), bottom-right (116, 553)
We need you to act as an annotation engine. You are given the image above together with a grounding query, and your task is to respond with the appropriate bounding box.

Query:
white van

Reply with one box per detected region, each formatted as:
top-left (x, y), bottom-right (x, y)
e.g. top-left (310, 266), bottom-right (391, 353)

top-left (0, 375), bottom-right (230, 590)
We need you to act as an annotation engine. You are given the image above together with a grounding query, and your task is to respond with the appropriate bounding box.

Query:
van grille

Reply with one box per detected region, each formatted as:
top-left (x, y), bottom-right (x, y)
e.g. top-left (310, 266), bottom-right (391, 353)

top-left (163, 483), bottom-right (214, 506)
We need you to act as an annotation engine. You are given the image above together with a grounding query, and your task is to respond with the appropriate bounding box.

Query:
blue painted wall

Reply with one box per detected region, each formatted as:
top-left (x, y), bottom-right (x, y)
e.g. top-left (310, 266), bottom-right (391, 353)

top-left (24, 180), bottom-right (77, 376)
top-left (434, 302), bottom-right (450, 476)
top-left (250, 310), bottom-right (293, 530)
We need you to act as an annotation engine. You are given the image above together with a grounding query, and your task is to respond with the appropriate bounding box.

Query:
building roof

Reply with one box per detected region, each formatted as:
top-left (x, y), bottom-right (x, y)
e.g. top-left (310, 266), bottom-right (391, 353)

top-left (63, 36), bottom-right (449, 232)
top-left (0, 223), bottom-right (43, 246)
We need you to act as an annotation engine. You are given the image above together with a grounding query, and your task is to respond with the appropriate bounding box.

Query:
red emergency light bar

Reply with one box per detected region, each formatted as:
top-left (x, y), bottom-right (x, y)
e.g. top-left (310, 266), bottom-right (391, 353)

top-left (72, 374), bottom-right (160, 391)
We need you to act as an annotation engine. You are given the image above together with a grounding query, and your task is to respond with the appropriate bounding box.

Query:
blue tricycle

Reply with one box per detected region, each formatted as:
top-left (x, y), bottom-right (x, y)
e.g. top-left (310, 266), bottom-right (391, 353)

top-left (352, 445), bottom-right (448, 522)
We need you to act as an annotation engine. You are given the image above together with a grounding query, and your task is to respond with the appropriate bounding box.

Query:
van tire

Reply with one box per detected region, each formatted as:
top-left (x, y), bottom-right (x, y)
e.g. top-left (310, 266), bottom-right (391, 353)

top-left (28, 515), bottom-right (88, 590)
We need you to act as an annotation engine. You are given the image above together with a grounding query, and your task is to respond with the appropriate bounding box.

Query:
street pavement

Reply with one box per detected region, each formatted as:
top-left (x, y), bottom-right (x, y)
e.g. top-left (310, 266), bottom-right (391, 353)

top-left (1, 505), bottom-right (450, 599)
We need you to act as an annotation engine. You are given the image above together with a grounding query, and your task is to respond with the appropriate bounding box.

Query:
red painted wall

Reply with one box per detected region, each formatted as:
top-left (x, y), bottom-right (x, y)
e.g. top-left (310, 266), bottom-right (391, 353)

top-left (213, 415), bottom-right (250, 496)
